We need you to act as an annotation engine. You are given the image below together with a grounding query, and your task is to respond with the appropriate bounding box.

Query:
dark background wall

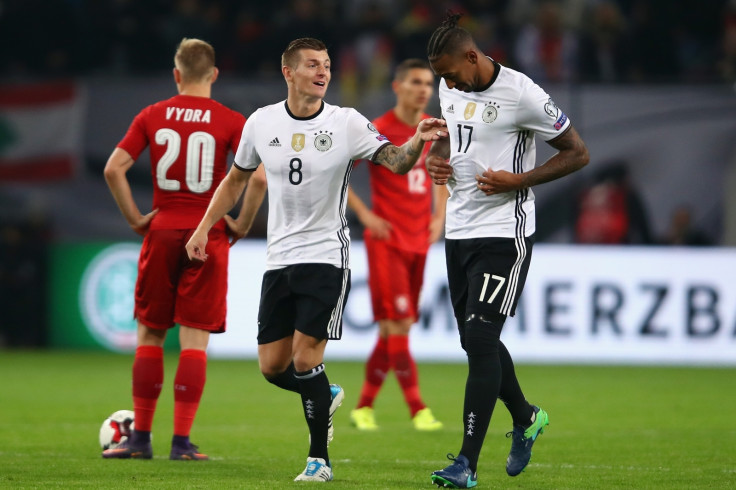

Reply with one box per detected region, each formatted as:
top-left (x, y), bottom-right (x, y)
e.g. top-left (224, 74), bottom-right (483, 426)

top-left (1, 0), bottom-right (735, 347)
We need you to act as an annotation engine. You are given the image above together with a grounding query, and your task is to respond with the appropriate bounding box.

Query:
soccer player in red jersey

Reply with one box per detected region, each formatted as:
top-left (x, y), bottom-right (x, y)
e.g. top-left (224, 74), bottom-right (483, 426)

top-left (348, 59), bottom-right (449, 432)
top-left (102, 38), bottom-right (266, 461)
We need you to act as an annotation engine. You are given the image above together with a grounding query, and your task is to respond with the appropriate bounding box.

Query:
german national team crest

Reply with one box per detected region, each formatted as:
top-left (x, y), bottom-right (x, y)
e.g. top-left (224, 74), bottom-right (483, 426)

top-left (291, 133), bottom-right (305, 151)
top-left (314, 131), bottom-right (333, 151)
top-left (464, 102), bottom-right (477, 120)
top-left (482, 102), bottom-right (499, 123)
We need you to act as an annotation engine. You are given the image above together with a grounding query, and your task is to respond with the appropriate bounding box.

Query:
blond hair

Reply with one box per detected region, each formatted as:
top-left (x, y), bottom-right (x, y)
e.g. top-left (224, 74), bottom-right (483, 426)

top-left (174, 38), bottom-right (216, 83)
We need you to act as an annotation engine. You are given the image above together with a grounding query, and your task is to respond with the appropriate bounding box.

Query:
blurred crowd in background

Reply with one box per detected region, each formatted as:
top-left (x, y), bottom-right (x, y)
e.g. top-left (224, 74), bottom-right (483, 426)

top-left (1, 0), bottom-right (735, 86)
top-left (1, 0), bottom-right (734, 346)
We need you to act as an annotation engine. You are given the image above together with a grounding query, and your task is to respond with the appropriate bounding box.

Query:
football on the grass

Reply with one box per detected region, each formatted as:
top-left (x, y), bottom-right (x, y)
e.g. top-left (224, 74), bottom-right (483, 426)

top-left (99, 410), bottom-right (135, 449)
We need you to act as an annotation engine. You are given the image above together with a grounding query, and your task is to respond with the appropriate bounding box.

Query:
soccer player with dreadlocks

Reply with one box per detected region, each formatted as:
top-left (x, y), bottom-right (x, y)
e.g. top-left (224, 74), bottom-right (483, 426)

top-left (425, 12), bottom-right (590, 488)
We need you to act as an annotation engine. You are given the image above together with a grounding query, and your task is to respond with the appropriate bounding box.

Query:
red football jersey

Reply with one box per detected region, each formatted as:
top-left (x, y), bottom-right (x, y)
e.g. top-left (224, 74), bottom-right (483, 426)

top-left (117, 94), bottom-right (245, 230)
top-left (365, 109), bottom-right (433, 253)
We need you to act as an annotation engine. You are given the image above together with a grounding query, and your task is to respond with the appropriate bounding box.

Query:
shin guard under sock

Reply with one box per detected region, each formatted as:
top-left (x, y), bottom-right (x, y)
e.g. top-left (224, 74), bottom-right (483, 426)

top-left (458, 314), bottom-right (503, 472)
top-left (132, 345), bottom-right (164, 434)
top-left (498, 341), bottom-right (534, 426)
top-left (173, 349), bottom-right (207, 437)
top-left (357, 336), bottom-right (389, 408)
top-left (388, 334), bottom-right (424, 416)
top-left (295, 364), bottom-right (330, 462)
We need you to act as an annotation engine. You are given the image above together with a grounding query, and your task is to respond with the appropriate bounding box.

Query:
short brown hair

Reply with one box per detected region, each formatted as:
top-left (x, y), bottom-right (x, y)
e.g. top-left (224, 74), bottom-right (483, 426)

top-left (281, 38), bottom-right (328, 69)
top-left (394, 58), bottom-right (431, 81)
top-left (174, 38), bottom-right (215, 83)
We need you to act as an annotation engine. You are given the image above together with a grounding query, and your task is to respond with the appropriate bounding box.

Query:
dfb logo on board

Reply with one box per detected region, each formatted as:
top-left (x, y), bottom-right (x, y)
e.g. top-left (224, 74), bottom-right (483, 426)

top-left (79, 244), bottom-right (140, 352)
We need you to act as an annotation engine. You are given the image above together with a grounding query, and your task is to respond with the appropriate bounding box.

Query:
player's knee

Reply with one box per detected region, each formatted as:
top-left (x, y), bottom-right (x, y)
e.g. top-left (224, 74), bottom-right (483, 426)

top-left (261, 366), bottom-right (279, 380)
top-left (462, 312), bottom-right (504, 356)
top-left (137, 321), bottom-right (167, 347)
top-left (259, 359), bottom-right (289, 379)
top-left (384, 318), bottom-right (413, 336)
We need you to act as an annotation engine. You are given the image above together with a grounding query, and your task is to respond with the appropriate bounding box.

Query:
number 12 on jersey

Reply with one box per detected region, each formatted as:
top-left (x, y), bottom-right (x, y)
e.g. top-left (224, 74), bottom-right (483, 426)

top-left (479, 273), bottom-right (505, 304)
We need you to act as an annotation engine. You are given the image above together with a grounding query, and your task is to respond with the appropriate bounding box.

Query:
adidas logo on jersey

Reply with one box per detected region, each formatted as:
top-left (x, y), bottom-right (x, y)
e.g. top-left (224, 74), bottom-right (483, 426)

top-left (269, 137), bottom-right (281, 147)
top-left (445, 104), bottom-right (454, 114)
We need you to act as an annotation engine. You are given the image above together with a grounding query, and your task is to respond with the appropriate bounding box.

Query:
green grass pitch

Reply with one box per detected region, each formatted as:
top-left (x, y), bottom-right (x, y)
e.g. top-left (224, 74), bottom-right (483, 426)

top-left (1, 350), bottom-right (735, 488)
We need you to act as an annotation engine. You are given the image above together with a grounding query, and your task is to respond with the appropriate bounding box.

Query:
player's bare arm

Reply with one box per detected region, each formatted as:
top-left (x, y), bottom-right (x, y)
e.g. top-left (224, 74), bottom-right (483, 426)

top-left (186, 165), bottom-right (253, 261)
top-left (104, 147), bottom-right (159, 236)
top-left (429, 183), bottom-right (449, 243)
top-left (374, 118), bottom-right (448, 174)
top-left (426, 137), bottom-right (453, 185)
top-left (224, 164), bottom-right (267, 247)
top-left (347, 186), bottom-right (392, 240)
top-left (475, 125), bottom-right (589, 195)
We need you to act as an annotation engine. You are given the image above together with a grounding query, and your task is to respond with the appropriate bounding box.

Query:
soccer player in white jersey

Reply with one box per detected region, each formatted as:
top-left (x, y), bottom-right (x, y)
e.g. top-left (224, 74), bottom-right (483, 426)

top-left (185, 38), bottom-right (447, 482)
top-left (424, 13), bottom-right (590, 489)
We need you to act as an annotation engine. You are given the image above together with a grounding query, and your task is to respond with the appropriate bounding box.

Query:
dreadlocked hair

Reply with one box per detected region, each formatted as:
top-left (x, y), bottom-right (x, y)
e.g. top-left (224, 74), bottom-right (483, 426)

top-left (427, 11), bottom-right (471, 60)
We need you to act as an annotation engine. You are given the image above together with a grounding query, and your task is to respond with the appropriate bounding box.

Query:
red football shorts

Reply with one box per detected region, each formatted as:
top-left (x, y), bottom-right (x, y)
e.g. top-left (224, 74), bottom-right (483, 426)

top-left (365, 235), bottom-right (427, 322)
top-left (134, 228), bottom-right (228, 332)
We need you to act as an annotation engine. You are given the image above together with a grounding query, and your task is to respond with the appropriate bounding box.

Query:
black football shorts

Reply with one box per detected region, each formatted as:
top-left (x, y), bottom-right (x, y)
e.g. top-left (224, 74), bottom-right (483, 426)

top-left (445, 235), bottom-right (534, 324)
top-left (257, 263), bottom-right (351, 343)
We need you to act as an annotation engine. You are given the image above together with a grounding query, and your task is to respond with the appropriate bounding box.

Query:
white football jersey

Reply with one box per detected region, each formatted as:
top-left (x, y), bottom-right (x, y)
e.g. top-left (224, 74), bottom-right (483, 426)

top-left (439, 61), bottom-right (571, 239)
top-left (234, 100), bottom-right (391, 269)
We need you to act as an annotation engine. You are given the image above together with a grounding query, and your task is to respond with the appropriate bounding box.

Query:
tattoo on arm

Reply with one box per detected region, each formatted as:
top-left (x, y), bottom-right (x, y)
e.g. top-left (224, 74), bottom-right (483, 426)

top-left (428, 138), bottom-right (451, 160)
top-left (375, 137), bottom-right (422, 174)
top-left (521, 126), bottom-right (589, 188)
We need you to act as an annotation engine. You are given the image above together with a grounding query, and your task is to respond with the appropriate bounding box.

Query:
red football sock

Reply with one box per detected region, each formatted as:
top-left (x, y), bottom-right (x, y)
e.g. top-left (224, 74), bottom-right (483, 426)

top-left (132, 345), bottom-right (164, 433)
top-left (173, 349), bottom-right (207, 437)
top-left (356, 336), bottom-right (389, 408)
top-left (388, 334), bottom-right (425, 417)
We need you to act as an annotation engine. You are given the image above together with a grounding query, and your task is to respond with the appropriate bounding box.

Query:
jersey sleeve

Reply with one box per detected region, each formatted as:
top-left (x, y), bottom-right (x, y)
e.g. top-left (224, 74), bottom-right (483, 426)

top-left (346, 109), bottom-right (392, 161)
top-left (233, 110), bottom-right (260, 171)
top-left (116, 108), bottom-right (150, 160)
top-left (515, 79), bottom-right (571, 141)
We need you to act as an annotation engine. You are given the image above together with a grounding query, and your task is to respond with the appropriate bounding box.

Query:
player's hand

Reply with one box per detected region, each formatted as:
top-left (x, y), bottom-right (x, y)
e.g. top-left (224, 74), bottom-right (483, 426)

top-left (131, 208), bottom-right (159, 237)
top-left (475, 169), bottom-right (523, 195)
top-left (223, 215), bottom-right (249, 247)
top-left (416, 118), bottom-right (448, 142)
top-left (426, 155), bottom-right (453, 185)
top-left (361, 210), bottom-right (392, 240)
top-left (186, 229), bottom-right (209, 262)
